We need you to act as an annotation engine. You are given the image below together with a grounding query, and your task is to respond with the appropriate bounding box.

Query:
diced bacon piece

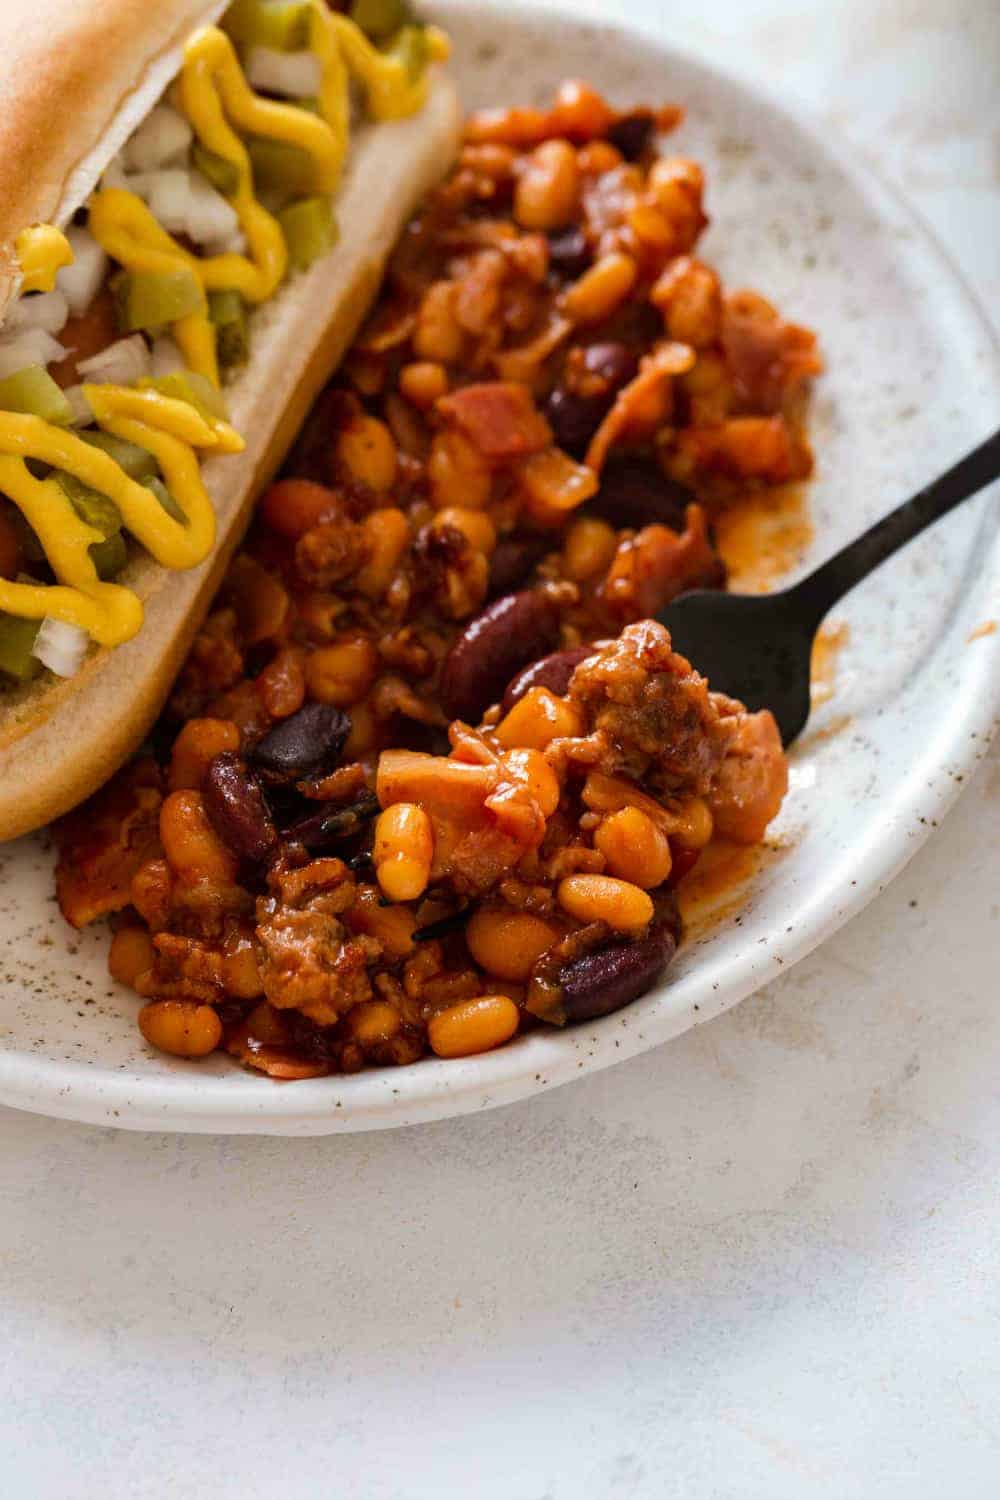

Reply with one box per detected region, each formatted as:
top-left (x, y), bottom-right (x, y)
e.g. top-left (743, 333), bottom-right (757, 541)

top-left (437, 381), bottom-right (553, 462)
top-left (55, 760), bottom-right (164, 928)
top-left (600, 503), bottom-right (724, 619)
top-left (721, 289), bottom-right (822, 414)
top-left (585, 342), bottom-right (696, 472)
top-left (674, 414), bottom-right (811, 484)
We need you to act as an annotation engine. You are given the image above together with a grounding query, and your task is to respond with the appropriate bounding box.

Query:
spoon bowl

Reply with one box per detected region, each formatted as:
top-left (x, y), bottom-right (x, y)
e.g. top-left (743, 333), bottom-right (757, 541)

top-left (660, 427), bottom-right (1000, 743)
top-left (658, 586), bottom-right (816, 743)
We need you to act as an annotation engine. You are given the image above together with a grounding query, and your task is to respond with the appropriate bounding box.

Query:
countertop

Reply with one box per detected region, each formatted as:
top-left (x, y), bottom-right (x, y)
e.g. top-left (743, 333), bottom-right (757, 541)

top-left (2, 3), bottom-right (998, 1496)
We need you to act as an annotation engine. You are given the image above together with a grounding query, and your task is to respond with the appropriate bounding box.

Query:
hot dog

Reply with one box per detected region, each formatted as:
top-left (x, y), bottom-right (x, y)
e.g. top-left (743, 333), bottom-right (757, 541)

top-left (0, 0), bottom-right (459, 839)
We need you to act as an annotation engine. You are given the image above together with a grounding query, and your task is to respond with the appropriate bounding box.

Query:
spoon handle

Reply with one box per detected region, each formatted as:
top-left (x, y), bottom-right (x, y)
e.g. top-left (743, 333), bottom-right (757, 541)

top-left (793, 426), bottom-right (1000, 623)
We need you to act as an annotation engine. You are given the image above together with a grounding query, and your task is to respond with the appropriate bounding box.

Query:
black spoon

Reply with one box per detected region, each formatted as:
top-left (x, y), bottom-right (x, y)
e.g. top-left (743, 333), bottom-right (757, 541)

top-left (657, 427), bottom-right (1000, 745)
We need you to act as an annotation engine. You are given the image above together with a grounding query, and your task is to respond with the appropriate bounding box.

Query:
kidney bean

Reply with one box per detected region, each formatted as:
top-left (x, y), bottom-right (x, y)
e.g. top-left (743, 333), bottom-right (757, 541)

top-left (557, 912), bottom-right (679, 1022)
top-left (607, 110), bottom-right (656, 162)
top-left (249, 702), bottom-right (351, 784)
top-left (599, 297), bottom-right (663, 353)
top-left (545, 385), bottom-right (608, 458)
top-left (588, 453), bottom-right (693, 531)
top-left (583, 340), bottom-right (639, 387)
top-left (666, 841), bottom-right (702, 887)
top-left (203, 752), bottom-right (277, 864)
top-left (547, 226), bottom-right (591, 278)
top-left (487, 534), bottom-right (549, 598)
top-left (545, 342), bottom-right (637, 457)
top-left (502, 645), bottom-right (595, 714)
top-left (439, 590), bottom-right (561, 723)
top-left (284, 790), bottom-right (380, 853)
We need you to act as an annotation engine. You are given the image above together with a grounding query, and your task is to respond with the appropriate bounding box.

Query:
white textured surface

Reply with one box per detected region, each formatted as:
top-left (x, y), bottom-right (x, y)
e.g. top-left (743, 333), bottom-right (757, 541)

top-left (2, 0), bottom-right (999, 1493)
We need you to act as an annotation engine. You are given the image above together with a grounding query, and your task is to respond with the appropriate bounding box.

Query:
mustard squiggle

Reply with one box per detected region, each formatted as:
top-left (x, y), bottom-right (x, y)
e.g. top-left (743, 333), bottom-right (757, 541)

top-left (0, 390), bottom-right (243, 644)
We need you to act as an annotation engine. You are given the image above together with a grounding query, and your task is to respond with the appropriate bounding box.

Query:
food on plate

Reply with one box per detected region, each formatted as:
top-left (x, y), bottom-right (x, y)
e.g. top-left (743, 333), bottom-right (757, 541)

top-left (0, 0), bottom-right (459, 838)
top-left (55, 81), bottom-right (820, 1079)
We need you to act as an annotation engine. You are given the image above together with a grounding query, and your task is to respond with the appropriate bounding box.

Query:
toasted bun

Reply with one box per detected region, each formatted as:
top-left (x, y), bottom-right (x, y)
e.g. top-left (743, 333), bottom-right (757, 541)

top-left (0, 72), bottom-right (461, 840)
top-left (0, 0), bottom-right (231, 319)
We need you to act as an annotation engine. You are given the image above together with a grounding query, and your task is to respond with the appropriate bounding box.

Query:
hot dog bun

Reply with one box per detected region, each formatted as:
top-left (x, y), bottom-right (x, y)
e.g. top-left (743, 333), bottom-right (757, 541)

top-left (0, 47), bottom-right (460, 839)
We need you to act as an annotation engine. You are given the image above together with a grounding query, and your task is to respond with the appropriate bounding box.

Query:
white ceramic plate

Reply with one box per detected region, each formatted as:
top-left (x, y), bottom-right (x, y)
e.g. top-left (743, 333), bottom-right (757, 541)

top-left (0, 1), bottom-right (997, 1134)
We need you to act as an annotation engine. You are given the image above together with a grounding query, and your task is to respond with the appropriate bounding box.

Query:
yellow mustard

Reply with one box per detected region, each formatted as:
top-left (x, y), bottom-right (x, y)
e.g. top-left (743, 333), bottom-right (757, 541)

top-left (0, 390), bottom-right (243, 644)
top-left (0, 2), bottom-right (444, 656)
top-left (14, 226), bottom-right (73, 294)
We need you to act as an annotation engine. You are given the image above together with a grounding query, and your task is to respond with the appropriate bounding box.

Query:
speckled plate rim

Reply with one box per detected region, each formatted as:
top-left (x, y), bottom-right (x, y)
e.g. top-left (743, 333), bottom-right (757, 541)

top-left (1, 0), bottom-right (997, 1133)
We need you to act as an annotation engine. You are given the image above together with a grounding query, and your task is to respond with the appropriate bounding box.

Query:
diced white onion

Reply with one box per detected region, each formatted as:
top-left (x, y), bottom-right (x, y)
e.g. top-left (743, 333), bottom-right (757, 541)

top-left (116, 172), bottom-right (162, 210)
top-left (211, 229), bottom-right (248, 257)
top-left (144, 168), bottom-right (194, 237)
top-left (5, 290), bottom-right (70, 337)
top-left (119, 170), bottom-right (152, 200)
top-left (32, 617), bottom-right (90, 678)
top-left (58, 226), bottom-right (109, 317)
top-left (150, 335), bottom-right (186, 378)
top-left (78, 334), bottom-right (151, 386)
top-left (185, 173), bottom-right (241, 247)
top-left (131, 166), bottom-right (241, 249)
top-left (0, 329), bottom-right (67, 379)
top-left (62, 385), bottom-right (94, 426)
top-left (246, 46), bottom-right (322, 97)
top-left (100, 155), bottom-right (130, 192)
top-left (124, 104), bottom-right (193, 173)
